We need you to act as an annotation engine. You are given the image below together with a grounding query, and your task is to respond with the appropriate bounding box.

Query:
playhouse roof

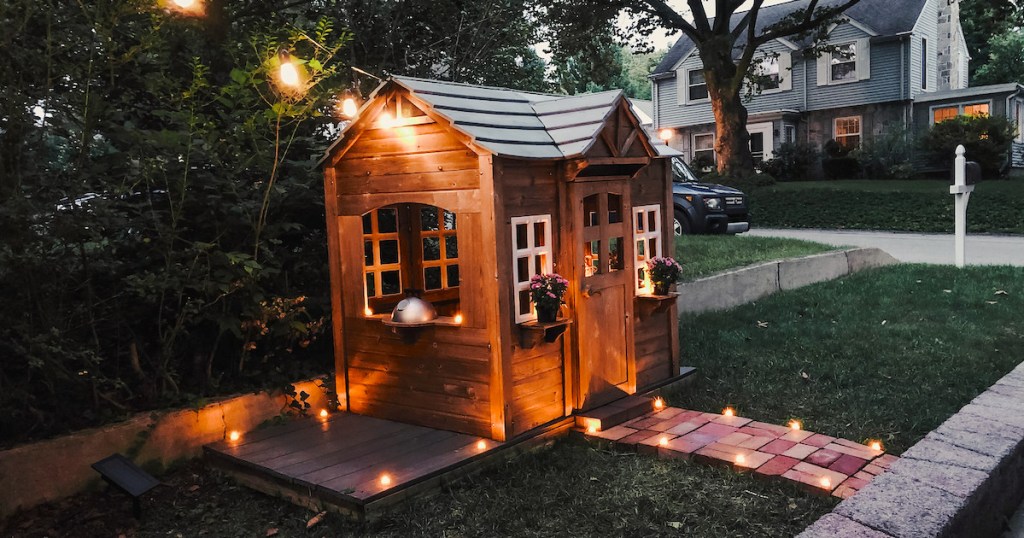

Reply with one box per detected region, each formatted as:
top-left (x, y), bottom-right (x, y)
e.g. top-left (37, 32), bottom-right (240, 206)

top-left (326, 76), bottom-right (681, 161)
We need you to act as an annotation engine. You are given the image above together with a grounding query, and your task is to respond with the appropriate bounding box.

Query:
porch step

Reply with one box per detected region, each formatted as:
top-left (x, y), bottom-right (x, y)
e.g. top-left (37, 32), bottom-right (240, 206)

top-left (575, 395), bottom-right (656, 432)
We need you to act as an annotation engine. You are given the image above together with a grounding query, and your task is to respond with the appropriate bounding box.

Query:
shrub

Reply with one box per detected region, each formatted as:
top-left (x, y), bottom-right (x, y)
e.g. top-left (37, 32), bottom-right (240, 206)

top-left (690, 154), bottom-right (717, 177)
top-left (822, 156), bottom-right (861, 180)
top-left (920, 115), bottom-right (1017, 177)
top-left (759, 142), bottom-right (819, 181)
top-left (851, 125), bottom-right (915, 179)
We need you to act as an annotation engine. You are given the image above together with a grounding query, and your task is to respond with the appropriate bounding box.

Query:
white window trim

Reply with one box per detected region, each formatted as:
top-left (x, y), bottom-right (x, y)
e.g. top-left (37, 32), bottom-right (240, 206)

top-left (817, 38), bottom-right (871, 86)
top-left (1016, 100), bottom-right (1024, 143)
top-left (834, 115), bottom-right (862, 148)
top-left (752, 53), bottom-right (792, 95)
top-left (681, 68), bottom-right (710, 105)
top-left (511, 214), bottom-right (554, 324)
top-left (692, 132), bottom-right (716, 164)
top-left (928, 100), bottom-right (994, 125)
top-left (632, 205), bottom-right (663, 294)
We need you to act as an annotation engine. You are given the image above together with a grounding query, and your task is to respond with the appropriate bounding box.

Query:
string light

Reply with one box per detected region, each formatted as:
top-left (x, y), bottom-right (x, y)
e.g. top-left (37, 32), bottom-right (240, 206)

top-left (735, 454), bottom-right (746, 465)
top-left (173, 0), bottom-right (195, 8)
top-left (723, 407), bottom-right (735, 417)
top-left (653, 397), bottom-right (665, 410)
top-left (341, 90), bottom-right (359, 118)
top-left (380, 473), bottom-right (392, 487)
top-left (228, 430), bottom-right (240, 442)
top-left (319, 409), bottom-right (329, 418)
top-left (476, 440), bottom-right (486, 450)
top-left (659, 436), bottom-right (669, 447)
top-left (789, 420), bottom-right (802, 431)
top-left (869, 440), bottom-right (883, 451)
top-left (819, 476), bottom-right (831, 489)
top-left (454, 313), bottom-right (464, 325)
top-left (278, 50), bottom-right (300, 88)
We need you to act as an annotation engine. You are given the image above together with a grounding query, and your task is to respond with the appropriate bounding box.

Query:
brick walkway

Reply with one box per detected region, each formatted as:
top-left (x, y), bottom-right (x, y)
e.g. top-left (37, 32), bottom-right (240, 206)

top-left (580, 406), bottom-right (899, 499)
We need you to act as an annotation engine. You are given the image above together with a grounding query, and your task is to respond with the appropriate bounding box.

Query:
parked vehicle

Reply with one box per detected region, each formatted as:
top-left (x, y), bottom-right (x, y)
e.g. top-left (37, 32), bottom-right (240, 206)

top-left (671, 157), bottom-right (750, 235)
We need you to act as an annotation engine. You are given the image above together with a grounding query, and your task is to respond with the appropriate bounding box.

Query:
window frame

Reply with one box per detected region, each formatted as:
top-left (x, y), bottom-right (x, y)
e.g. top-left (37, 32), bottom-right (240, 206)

top-left (692, 132), bottom-right (716, 166)
top-left (686, 69), bottom-right (710, 103)
top-left (362, 208), bottom-right (404, 311)
top-left (511, 214), bottom-right (554, 324)
top-left (756, 56), bottom-right (782, 92)
top-left (632, 205), bottom-right (663, 294)
top-left (929, 100), bottom-right (993, 125)
top-left (418, 207), bottom-right (460, 292)
top-left (830, 42), bottom-right (858, 83)
top-left (921, 38), bottom-right (928, 90)
top-left (834, 115), bottom-right (862, 149)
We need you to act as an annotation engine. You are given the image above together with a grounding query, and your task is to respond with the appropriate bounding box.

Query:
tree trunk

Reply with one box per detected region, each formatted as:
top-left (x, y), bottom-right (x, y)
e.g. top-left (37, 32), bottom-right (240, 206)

top-left (699, 40), bottom-right (756, 177)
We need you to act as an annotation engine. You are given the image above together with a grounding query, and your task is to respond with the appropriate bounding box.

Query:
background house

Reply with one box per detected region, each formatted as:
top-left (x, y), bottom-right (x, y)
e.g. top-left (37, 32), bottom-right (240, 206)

top-left (651, 0), bottom-right (1024, 172)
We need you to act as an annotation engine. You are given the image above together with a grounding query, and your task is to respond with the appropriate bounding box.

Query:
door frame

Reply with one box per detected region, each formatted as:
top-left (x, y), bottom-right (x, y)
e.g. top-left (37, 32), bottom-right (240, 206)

top-left (747, 121), bottom-right (774, 162)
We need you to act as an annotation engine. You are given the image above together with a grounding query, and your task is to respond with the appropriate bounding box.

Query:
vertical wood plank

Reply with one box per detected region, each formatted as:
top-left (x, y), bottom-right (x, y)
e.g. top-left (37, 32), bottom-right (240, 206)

top-left (323, 166), bottom-right (349, 410)
top-left (663, 159), bottom-right (681, 374)
top-left (479, 155), bottom-right (509, 441)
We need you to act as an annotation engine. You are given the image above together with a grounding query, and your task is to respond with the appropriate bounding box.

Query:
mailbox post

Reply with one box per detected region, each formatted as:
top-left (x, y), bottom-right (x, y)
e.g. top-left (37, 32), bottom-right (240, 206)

top-left (949, 145), bottom-right (979, 268)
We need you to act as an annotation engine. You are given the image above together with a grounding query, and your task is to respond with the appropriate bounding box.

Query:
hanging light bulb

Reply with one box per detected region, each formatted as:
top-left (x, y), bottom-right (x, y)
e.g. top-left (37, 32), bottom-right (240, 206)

top-left (278, 50), bottom-right (300, 88)
top-left (659, 129), bottom-right (674, 142)
top-left (341, 90), bottom-right (359, 118)
top-left (173, 0), bottom-right (195, 7)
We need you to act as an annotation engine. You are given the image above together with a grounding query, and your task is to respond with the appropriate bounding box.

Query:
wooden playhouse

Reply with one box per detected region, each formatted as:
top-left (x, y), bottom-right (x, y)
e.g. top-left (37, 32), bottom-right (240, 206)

top-left (322, 76), bottom-right (684, 442)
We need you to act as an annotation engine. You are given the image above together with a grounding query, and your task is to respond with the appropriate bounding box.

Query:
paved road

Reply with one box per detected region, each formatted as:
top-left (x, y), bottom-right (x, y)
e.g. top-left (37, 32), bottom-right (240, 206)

top-left (747, 228), bottom-right (1024, 266)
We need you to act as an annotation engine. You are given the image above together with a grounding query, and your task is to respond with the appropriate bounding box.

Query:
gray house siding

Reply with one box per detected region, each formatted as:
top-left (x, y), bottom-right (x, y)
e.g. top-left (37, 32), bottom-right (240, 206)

top-left (805, 24), bottom-right (905, 112)
top-left (909, 0), bottom-right (939, 99)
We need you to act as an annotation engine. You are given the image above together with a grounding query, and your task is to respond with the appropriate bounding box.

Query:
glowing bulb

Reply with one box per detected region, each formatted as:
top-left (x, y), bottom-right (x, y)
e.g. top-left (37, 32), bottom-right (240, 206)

top-left (319, 409), bottom-right (328, 418)
top-left (870, 441), bottom-right (883, 451)
top-left (658, 129), bottom-right (673, 142)
top-left (659, 436), bottom-right (669, 447)
top-left (380, 473), bottom-right (392, 487)
top-left (279, 61), bottom-right (300, 87)
top-left (735, 454), bottom-right (746, 464)
top-left (476, 440), bottom-right (486, 450)
top-left (789, 420), bottom-right (802, 431)
top-left (228, 430), bottom-right (240, 442)
top-left (723, 407), bottom-right (735, 417)
top-left (653, 397), bottom-right (665, 410)
top-left (173, 0), bottom-right (195, 8)
top-left (364, 307), bottom-right (373, 317)
top-left (454, 313), bottom-right (464, 325)
top-left (341, 97), bottom-right (358, 118)
top-left (379, 112), bottom-right (395, 128)
top-left (820, 476), bottom-right (831, 488)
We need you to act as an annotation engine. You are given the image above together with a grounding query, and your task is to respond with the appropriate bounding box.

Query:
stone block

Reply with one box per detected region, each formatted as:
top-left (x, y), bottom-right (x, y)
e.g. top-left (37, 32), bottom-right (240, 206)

top-left (886, 457), bottom-right (987, 499)
top-left (927, 429), bottom-right (1017, 460)
top-left (900, 437), bottom-right (999, 472)
top-left (797, 513), bottom-right (892, 538)
top-left (835, 472), bottom-right (967, 538)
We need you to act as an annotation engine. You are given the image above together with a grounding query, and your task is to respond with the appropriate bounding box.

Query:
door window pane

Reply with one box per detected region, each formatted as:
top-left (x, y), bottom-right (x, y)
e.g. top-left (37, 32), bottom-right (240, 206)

top-left (381, 271), bottom-right (401, 295)
top-left (446, 265), bottom-right (460, 287)
top-left (380, 240), bottom-right (400, 264)
top-left (584, 194), bottom-right (600, 227)
top-left (443, 210), bottom-right (456, 230)
top-left (362, 213), bottom-right (373, 234)
top-left (377, 208), bottom-right (398, 233)
top-left (422, 237), bottom-right (441, 261)
top-left (608, 237), bottom-right (624, 272)
top-left (647, 211), bottom-right (658, 232)
top-left (608, 194), bottom-right (623, 224)
top-left (420, 206), bottom-right (439, 231)
top-left (364, 241), bottom-right (374, 265)
top-left (585, 240), bottom-right (601, 277)
top-left (365, 273), bottom-right (376, 298)
top-left (444, 236), bottom-right (458, 259)
top-left (424, 266), bottom-right (443, 290)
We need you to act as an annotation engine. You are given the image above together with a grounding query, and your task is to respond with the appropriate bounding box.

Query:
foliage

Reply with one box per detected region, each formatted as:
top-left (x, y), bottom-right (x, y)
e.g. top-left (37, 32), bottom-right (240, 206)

top-left (759, 143), bottom-right (819, 182)
top-left (674, 235), bottom-right (836, 282)
top-left (920, 115), bottom-right (1017, 177)
top-left (749, 180), bottom-right (1024, 234)
top-left (850, 125), bottom-right (916, 180)
top-left (675, 264), bottom-right (1024, 453)
top-left (960, 0), bottom-right (1024, 82)
top-left (701, 169), bottom-right (776, 192)
top-left (645, 256), bottom-right (683, 289)
top-left (529, 273), bottom-right (569, 311)
top-left (974, 29), bottom-right (1024, 86)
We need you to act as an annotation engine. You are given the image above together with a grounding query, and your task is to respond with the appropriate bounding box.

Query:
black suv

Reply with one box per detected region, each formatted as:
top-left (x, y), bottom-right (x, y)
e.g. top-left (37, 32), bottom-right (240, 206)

top-left (671, 157), bottom-right (750, 235)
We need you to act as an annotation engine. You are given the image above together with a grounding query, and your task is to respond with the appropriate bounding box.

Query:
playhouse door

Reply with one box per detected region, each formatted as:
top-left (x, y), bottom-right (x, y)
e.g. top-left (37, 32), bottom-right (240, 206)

top-left (573, 183), bottom-right (634, 409)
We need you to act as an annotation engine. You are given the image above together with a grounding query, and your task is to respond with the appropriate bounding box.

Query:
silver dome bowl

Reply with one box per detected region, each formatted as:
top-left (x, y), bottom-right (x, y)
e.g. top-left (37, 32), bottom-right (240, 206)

top-left (390, 297), bottom-right (438, 325)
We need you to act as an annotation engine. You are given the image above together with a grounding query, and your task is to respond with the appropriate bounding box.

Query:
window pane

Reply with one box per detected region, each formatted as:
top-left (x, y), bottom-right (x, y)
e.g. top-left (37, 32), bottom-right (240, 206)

top-left (381, 271), bottom-right (401, 295)
top-left (447, 265), bottom-right (460, 287)
top-left (836, 117), bottom-right (860, 136)
top-left (424, 266), bottom-right (443, 290)
top-left (694, 134), bottom-right (715, 151)
top-left (535, 253), bottom-right (547, 275)
top-left (517, 257), bottom-right (530, 283)
top-left (964, 103), bottom-right (990, 116)
top-left (831, 61), bottom-right (856, 81)
top-left (378, 208), bottom-right (398, 233)
top-left (608, 194), bottom-right (622, 224)
top-left (688, 70), bottom-right (706, 85)
top-left (584, 195), bottom-right (600, 227)
top-left (445, 235), bottom-right (458, 259)
top-left (365, 272), bottom-right (376, 298)
top-left (534, 221), bottom-right (546, 247)
top-left (608, 237), bottom-right (624, 272)
top-left (585, 240), bottom-right (601, 277)
top-left (362, 213), bottom-right (373, 234)
top-left (364, 240), bottom-right (374, 266)
top-left (934, 107), bottom-right (958, 123)
top-left (516, 223), bottom-right (529, 250)
top-left (648, 210), bottom-right (658, 232)
top-left (444, 210), bottom-right (457, 230)
top-left (689, 83), bottom-right (709, 102)
top-left (422, 237), bottom-right (441, 261)
top-left (635, 211), bottom-right (645, 233)
top-left (519, 290), bottom-right (532, 316)
top-left (420, 206), bottom-right (439, 231)
top-left (636, 239), bottom-right (645, 259)
top-left (380, 240), bottom-right (400, 264)
top-left (637, 268), bottom-right (646, 289)
top-left (649, 237), bottom-right (659, 258)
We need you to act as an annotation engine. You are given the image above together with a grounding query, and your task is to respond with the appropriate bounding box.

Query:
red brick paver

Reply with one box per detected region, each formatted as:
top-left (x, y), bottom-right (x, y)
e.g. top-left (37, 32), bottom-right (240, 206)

top-left (579, 405), bottom-right (898, 500)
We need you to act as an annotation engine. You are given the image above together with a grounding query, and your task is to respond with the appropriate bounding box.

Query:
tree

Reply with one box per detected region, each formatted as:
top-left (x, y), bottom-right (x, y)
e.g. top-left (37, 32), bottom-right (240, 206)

top-left (960, 0), bottom-right (1023, 83)
top-left (542, 0), bottom-right (861, 177)
top-left (974, 29), bottom-right (1024, 86)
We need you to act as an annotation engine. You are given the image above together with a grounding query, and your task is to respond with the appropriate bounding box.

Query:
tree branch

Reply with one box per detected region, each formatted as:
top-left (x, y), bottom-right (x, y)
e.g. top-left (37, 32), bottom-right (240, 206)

top-left (638, 0), bottom-right (702, 44)
top-left (755, 0), bottom-right (861, 45)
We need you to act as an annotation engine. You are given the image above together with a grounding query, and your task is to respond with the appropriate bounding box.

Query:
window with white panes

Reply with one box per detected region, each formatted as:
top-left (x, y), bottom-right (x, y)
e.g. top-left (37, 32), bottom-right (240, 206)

top-left (633, 205), bottom-right (663, 294)
top-left (511, 215), bottom-right (553, 323)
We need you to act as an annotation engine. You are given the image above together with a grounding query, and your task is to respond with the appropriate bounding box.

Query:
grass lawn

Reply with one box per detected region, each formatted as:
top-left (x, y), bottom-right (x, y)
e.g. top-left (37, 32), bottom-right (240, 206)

top-left (676, 234), bottom-right (838, 281)
top-left (749, 179), bottom-right (1024, 234)
top-left (669, 264), bottom-right (1024, 454)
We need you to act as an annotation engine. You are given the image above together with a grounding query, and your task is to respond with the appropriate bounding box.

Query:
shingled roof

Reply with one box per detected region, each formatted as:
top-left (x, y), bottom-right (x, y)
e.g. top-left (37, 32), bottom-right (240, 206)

top-left (325, 76), bottom-right (680, 161)
top-left (652, 0), bottom-right (929, 76)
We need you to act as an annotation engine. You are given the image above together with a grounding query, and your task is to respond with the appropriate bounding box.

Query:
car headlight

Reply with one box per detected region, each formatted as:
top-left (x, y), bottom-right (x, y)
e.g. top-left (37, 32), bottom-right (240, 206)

top-left (704, 197), bottom-right (722, 210)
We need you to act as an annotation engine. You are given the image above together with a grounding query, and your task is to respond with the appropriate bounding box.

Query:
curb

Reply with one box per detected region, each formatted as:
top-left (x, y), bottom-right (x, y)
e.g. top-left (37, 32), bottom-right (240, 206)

top-left (675, 248), bottom-right (898, 314)
top-left (798, 362), bottom-right (1024, 537)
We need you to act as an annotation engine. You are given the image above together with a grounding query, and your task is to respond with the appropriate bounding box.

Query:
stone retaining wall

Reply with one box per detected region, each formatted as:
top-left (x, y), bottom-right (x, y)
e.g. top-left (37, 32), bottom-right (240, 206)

top-left (799, 362), bottom-right (1024, 537)
top-left (676, 248), bottom-right (899, 314)
top-left (0, 379), bottom-right (329, 521)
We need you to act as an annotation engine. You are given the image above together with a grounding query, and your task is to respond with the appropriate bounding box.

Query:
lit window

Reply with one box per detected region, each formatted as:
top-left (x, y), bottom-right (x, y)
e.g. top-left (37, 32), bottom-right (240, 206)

top-left (633, 205), bottom-right (663, 293)
top-left (363, 207), bottom-right (403, 302)
top-left (511, 215), bottom-right (553, 323)
top-left (692, 133), bottom-right (715, 166)
top-left (831, 43), bottom-right (857, 82)
top-left (932, 103), bottom-right (991, 124)
top-left (834, 116), bottom-right (862, 149)
top-left (964, 103), bottom-right (990, 117)
top-left (688, 70), bottom-right (708, 102)
top-left (933, 106), bottom-right (958, 124)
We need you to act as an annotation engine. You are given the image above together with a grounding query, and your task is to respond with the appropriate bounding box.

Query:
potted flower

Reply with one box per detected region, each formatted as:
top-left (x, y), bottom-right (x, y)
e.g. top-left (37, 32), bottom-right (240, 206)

top-left (529, 273), bottom-right (569, 323)
top-left (646, 256), bottom-right (683, 296)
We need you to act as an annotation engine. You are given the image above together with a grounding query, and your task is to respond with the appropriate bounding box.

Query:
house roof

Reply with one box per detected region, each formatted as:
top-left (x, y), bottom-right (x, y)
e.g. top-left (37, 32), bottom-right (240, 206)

top-left (652, 0), bottom-right (929, 76)
top-left (913, 83), bottom-right (1024, 104)
top-left (324, 76), bottom-right (681, 162)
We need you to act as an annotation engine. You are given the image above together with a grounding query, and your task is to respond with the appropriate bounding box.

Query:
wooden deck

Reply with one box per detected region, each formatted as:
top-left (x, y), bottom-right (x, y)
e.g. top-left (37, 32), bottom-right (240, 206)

top-left (204, 412), bottom-right (566, 519)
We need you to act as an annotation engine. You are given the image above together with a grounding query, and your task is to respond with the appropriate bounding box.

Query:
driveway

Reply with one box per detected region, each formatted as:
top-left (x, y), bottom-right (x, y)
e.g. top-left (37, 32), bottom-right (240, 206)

top-left (747, 228), bottom-right (1024, 266)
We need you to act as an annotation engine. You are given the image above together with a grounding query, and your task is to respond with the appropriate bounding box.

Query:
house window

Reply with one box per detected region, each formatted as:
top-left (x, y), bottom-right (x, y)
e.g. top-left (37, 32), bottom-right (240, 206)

top-left (512, 215), bottom-right (553, 323)
top-left (633, 205), bottom-right (662, 293)
top-left (932, 102), bottom-right (991, 124)
top-left (933, 106), bottom-right (958, 124)
top-left (692, 133), bottom-right (715, 167)
top-left (921, 38), bottom-right (928, 90)
top-left (688, 70), bottom-right (709, 102)
top-left (757, 56), bottom-right (781, 91)
top-left (964, 103), bottom-right (990, 117)
top-left (1017, 102), bottom-right (1023, 143)
top-left (834, 116), bottom-right (862, 149)
top-left (419, 206), bottom-right (459, 291)
top-left (830, 43), bottom-right (858, 82)
top-left (363, 207), bottom-right (403, 301)
top-left (784, 124), bottom-right (797, 144)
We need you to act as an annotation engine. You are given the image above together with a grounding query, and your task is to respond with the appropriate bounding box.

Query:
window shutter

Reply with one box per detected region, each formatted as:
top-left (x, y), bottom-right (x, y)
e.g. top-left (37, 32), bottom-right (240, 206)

top-left (816, 54), bottom-right (829, 86)
top-left (677, 68), bottom-right (688, 105)
top-left (856, 38), bottom-right (871, 80)
top-left (778, 52), bottom-right (792, 91)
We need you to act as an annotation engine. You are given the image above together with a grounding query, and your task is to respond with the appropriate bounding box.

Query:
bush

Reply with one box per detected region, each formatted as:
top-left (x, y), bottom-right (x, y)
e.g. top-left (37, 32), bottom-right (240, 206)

top-left (822, 156), bottom-right (861, 180)
top-left (703, 168), bottom-right (777, 191)
top-left (851, 125), bottom-right (916, 179)
top-left (759, 143), bottom-right (819, 181)
top-left (920, 115), bottom-right (1017, 177)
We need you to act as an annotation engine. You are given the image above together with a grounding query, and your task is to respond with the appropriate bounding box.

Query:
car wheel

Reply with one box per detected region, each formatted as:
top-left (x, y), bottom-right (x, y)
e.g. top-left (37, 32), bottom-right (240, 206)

top-left (673, 209), bottom-right (691, 236)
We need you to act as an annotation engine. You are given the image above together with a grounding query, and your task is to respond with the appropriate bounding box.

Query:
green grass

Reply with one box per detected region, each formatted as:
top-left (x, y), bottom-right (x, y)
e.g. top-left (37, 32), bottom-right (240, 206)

top-left (676, 234), bottom-right (838, 281)
top-left (668, 264), bottom-right (1024, 454)
top-left (750, 179), bottom-right (1024, 234)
